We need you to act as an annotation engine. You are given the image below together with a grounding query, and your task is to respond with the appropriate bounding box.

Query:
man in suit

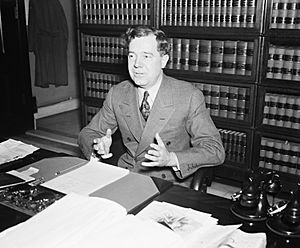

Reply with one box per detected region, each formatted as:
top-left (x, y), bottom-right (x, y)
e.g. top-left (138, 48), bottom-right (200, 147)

top-left (78, 26), bottom-right (225, 187)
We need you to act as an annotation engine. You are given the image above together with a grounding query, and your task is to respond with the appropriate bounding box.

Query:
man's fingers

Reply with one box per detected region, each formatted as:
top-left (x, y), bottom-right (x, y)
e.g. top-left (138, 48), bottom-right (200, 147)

top-left (106, 128), bottom-right (112, 138)
top-left (155, 133), bottom-right (165, 147)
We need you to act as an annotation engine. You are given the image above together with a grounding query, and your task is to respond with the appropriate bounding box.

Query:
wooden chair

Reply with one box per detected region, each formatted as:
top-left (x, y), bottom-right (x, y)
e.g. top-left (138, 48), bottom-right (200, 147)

top-left (190, 167), bottom-right (214, 193)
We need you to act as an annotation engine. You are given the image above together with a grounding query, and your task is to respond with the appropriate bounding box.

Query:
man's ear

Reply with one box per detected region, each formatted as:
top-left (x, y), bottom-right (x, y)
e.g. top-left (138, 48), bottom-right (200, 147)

top-left (161, 54), bottom-right (169, 69)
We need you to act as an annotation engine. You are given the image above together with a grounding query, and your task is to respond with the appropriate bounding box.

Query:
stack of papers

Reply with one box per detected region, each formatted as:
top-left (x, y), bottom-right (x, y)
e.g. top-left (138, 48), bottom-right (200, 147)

top-left (137, 201), bottom-right (267, 248)
top-left (0, 194), bottom-right (267, 248)
top-left (0, 139), bottom-right (39, 165)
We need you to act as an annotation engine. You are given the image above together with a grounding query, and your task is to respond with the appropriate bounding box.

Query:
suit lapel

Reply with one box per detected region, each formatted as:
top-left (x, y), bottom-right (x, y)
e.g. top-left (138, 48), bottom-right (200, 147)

top-left (136, 77), bottom-right (175, 156)
top-left (119, 85), bottom-right (144, 142)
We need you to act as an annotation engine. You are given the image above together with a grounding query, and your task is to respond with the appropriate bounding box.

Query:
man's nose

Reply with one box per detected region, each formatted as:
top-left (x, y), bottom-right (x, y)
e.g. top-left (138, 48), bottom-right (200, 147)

top-left (134, 56), bottom-right (143, 67)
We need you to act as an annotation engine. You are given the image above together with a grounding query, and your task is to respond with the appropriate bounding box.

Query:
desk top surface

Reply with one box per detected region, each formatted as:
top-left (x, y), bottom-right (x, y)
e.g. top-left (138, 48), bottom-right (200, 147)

top-left (0, 150), bottom-right (299, 248)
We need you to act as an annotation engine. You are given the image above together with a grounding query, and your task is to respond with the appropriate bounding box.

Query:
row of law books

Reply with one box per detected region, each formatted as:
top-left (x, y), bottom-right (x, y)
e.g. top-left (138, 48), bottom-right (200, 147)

top-left (270, 0), bottom-right (300, 29)
top-left (167, 38), bottom-right (254, 76)
top-left (79, 0), bottom-right (151, 25)
top-left (218, 128), bottom-right (247, 164)
top-left (259, 137), bottom-right (300, 176)
top-left (85, 105), bottom-right (101, 123)
top-left (84, 71), bottom-right (125, 99)
top-left (161, 0), bottom-right (256, 28)
top-left (267, 45), bottom-right (300, 81)
top-left (82, 34), bottom-right (127, 63)
top-left (262, 92), bottom-right (300, 130)
top-left (194, 82), bottom-right (250, 120)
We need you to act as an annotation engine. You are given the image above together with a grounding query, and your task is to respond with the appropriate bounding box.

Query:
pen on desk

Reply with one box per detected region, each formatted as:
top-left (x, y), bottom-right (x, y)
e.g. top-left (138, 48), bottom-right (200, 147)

top-left (55, 163), bottom-right (84, 176)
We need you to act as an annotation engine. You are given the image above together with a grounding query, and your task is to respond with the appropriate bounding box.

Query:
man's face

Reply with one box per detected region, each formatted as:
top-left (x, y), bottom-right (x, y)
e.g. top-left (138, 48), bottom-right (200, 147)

top-left (127, 34), bottom-right (169, 89)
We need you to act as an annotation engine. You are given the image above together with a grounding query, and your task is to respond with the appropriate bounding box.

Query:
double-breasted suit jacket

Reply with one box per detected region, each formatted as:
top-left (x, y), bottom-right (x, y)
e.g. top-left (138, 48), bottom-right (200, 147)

top-left (78, 75), bottom-right (225, 184)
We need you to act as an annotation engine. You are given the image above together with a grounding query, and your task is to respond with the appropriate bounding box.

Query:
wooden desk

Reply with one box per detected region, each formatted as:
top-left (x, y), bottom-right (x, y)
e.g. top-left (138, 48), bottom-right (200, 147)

top-left (1, 155), bottom-right (299, 248)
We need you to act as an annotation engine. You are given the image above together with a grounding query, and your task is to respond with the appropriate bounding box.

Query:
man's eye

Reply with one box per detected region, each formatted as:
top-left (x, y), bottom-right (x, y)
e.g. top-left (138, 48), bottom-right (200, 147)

top-left (128, 54), bottom-right (135, 59)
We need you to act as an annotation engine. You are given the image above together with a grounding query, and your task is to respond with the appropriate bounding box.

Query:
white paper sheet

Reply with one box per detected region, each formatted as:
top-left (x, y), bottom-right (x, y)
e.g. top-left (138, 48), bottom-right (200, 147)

top-left (42, 158), bottom-right (129, 195)
top-left (0, 139), bottom-right (39, 165)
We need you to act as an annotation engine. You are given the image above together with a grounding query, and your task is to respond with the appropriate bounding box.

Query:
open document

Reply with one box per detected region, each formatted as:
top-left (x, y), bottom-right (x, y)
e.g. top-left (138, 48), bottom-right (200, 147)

top-left (0, 194), bottom-right (266, 248)
top-left (42, 157), bottom-right (129, 195)
top-left (0, 194), bottom-right (184, 248)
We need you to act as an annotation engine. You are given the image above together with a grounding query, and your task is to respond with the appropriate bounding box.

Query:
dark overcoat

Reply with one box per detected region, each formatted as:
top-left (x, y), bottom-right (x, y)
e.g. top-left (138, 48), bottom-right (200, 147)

top-left (28, 0), bottom-right (68, 87)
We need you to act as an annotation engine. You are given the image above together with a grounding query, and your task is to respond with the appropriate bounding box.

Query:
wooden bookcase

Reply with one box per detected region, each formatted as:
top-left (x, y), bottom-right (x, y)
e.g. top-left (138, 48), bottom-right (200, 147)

top-left (75, 0), bottom-right (300, 192)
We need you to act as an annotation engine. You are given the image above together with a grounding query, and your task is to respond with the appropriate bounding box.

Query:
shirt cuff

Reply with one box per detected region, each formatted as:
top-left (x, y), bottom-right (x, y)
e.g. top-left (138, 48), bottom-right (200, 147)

top-left (168, 152), bottom-right (180, 171)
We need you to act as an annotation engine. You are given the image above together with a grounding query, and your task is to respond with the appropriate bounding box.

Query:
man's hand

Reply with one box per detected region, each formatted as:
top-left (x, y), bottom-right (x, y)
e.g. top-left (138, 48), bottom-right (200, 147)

top-left (142, 133), bottom-right (173, 167)
top-left (93, 129), bottom-right (113, 159)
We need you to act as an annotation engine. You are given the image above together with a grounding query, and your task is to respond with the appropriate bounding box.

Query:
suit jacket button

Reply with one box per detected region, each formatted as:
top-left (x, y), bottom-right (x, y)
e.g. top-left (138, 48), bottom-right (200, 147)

top-left (166, 141), bottom-right (171, 146)
top-left (161, 174), bottom-right (166, 179)
top-left (127, 137), bottom-right (131, 141)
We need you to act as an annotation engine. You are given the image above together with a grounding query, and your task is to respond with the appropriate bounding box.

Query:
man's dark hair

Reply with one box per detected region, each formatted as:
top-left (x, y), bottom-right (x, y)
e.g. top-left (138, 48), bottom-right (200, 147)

top-left (122, 26), bottom-right (170, 55)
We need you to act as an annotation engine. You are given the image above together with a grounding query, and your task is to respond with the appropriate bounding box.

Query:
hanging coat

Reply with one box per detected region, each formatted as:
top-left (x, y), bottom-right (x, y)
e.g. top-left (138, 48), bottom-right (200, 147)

top-left (28, 0), bottom-right (68, 88)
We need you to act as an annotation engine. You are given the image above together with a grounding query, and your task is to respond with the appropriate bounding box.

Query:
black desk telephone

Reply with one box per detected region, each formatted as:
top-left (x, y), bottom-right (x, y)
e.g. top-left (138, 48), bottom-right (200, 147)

top-left (230, 170), bottom-right (300, 238)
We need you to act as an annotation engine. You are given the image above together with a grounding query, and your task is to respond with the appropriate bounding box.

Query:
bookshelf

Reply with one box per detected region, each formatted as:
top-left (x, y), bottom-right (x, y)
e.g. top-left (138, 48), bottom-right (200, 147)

top-left (75, 0), bottom-right (300, 192)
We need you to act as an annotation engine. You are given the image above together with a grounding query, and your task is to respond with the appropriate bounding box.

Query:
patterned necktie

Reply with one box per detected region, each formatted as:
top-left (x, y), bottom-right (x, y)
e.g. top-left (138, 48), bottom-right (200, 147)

top-left (140, 91), bottom-right (150, 121)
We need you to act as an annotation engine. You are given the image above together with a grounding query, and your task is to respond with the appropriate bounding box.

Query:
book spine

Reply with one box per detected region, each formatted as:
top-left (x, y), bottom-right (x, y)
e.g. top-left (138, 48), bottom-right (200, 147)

top-left (211, 40), bottom-right (224, 73)
top-left (222, 40), bottom-right (237, 74)
top-left (91, 0), bottom-right (97, 24)
top-left (263, 93), bottom-right (271, 125)
top-left (182, 0), bottom-right (188, 26)
top-left (80, 0), bottom-right (87, 24)
top-left (267, 45), bottom-right (276, 79)
top-left (173, 0), bottom-right (178, 26)
top-left (181, 38), bottom-right (190, 70)
top-left (259, 137), bottom-right (267, 168)
top-left (161, 0), bottom-right (167, 25)
top-left (273, 142), bottom-right (282, 172)
top-left (240, 0), bottom-right (247, 27)
top-left (283, 95), bottom-right (295, 128)
top-left (219, 85), bottom-right (229, 118)
top-left (286, 0), bottom-right (297, 29)
top-left (198, 0), bottom-right (204, 26)
top-left (273, 46), bottom-right (285, 79)
top-left (277, 0), bottom-right (289, 29)
top-left (199, 40), bottom-right (212, 72)
top-left (275, 94), bottom-right (287, 127)
top-left (203, 84), bottom-right (212, 111)
top-left (228, 86), bottom-right (238, 119)
top-left (177, 0), bottom-right (183, 26)
top-left (296, 1), bottom-right (300, 29)
top-left (290, 143), bottom-right (299, 175)
top-left (220, 0), bottom-right (227, 27)
top-left (232, 0), bottom-right (241, 27)
top-left (236, 41), bottom-right (247, 75)
top-left (269, 94), bottom-right (279, 126)
top-left (192, 0), bottom-right (198, 26)
top-left (282, 47), bottom-right (294, 80)
top-left (203, 0), bottom-right (210, 26)
top-left (245, 41), bottom-right (254, 76)
top-left (209, 0), bottom-right (216, 27)
top-left (187, 0), bottom-right (193, 26)
top-left (237, 87), bottom-right (247, 120)
top-left (189, 39), bottom-right (200, 71)
top-left (292, 98), bottom-right (300, 130)
top-left (226, 0), bottom-right (233, 27)
top-left (215, 0), bottom-right (222, 27)
top-left (173, 38), bottom-right (182, 70)
top-left (265, 139), bottom-right (274, 170)
top-left (211, 84), bottom-right (220, 116)
top-left (166, 0), bottom-right (173, 26)
top-left (292, 49), bottom-right (300, 81)
top-left (246, 0), bottom-right (256, 28)
top-left (270, 0), bottom-right (280, 29)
